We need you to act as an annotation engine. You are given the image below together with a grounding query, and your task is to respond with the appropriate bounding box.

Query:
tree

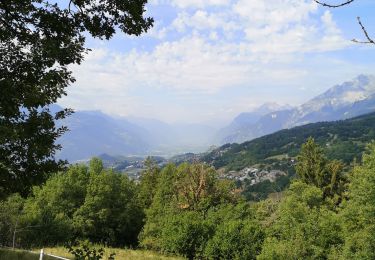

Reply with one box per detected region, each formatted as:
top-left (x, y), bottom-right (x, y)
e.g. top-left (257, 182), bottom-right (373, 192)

top-left (140, 163), bottom-right (238, 256)
top-left (159, 211), bottom-right (212, 260)
top-left (204, 219), bottom-right (264, 260)
top-left (0, 194), bottom-right (25, 247)
top-left (296, 137), bottom-right (346, 201)
top-left (138, 157), bottom-right (161, 209)
top-left (258, 181), bottom-right (343, 259)
top-left (11, 158), bottom-right (143, 248)
top-left (19, 163), bottom-right (92, 247)
top-left (73, 169), bottom-right (143, 247)
top-left (0, 0), bottom-right (153, 197)
top-left (314, 0), bottom-right (374, 45)
top-left (341, 143), bottom-right (375, 259)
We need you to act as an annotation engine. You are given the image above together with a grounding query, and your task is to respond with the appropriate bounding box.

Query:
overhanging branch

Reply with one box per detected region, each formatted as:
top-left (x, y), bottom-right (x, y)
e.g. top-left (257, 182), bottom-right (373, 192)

top-left (352, 17), bottom-right (375, 44)
top-left (313, 0), bottom-right (355, 8)
top-left (314, 0), bottom-right (374, 45)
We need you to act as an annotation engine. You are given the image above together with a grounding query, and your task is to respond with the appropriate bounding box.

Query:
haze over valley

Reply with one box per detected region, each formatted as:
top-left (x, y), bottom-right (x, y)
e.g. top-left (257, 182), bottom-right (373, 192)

top-left (57, 74), bottom-right (375, 162)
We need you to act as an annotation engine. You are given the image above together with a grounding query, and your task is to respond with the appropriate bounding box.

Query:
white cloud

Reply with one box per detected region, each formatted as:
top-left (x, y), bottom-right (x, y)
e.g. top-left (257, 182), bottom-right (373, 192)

top-left (60, 0), bottom-right (369, 122)
top-left (167, 0), bottom-right (347, 53)
top-left (170, 0), bottom-right (230, 9)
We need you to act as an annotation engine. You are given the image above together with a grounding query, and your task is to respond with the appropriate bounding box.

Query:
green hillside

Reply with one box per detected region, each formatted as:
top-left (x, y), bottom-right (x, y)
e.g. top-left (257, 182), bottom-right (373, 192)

top-left (203, 112), bottom-right (375, 171)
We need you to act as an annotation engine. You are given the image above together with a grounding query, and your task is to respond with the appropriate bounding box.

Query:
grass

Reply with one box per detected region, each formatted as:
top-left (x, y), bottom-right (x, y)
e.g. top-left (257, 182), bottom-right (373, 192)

top-left (0, 248), bottom-right (56, 260)
top-left (37, 247), bottom-right (184, 260)
top-left (265, 154), bottom-right (289, 160)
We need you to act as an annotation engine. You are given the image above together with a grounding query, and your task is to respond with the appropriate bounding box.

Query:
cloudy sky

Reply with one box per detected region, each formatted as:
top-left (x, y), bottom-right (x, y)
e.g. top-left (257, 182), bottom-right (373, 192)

top-left (59, 0), bottom-right (375, 125)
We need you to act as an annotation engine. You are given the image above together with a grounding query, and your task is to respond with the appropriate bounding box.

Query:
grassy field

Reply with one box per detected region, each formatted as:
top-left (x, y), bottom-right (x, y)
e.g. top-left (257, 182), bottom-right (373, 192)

top-left (37, 247), bottom-right (184, 260)
top-left (0, 248), bottom-right (56, 260)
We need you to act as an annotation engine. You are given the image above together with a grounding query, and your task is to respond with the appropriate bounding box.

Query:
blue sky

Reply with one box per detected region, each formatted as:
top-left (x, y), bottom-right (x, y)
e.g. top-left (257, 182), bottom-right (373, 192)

top-left (60, 0), bottom-right (375, 126)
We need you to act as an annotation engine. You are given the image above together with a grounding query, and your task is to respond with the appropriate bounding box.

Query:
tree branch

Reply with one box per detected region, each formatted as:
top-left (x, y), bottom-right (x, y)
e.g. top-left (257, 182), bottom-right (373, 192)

top-left (314, 1), bottom-right (374, 45)
top-left (352, 17), bottom-right (375, 45)
top-left (313, 0), bottom-right (355, 8)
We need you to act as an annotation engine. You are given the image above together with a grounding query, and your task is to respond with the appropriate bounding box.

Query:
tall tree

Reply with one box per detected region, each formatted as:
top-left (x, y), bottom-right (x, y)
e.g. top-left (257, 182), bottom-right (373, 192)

top-left (0, 0), bottom-right (153, 197)
top-left (341, 143), bottom-right (375, 259)
top-left (296, 137), bottom-right (347, 201)
top-left (296, 137), bottom-right (327, 187)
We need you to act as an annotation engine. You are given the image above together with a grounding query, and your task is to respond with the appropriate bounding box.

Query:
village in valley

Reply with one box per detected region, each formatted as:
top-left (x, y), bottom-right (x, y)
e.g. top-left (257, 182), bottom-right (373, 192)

top-left (221, 167), bottom-right (287, 185)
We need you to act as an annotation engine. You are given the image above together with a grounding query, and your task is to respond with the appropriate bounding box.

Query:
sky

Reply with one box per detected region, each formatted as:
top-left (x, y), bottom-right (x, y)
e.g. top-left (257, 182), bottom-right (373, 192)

top-left (59, 0), bottom-right (375, 126)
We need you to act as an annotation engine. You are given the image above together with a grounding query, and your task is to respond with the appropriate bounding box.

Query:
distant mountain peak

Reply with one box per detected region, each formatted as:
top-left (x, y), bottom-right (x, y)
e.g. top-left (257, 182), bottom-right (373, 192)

top-left (217, 74), bottom-right (375, 144)
top-left (252, 102), bottom-right (293, 114)
top-left (299, 74), bottom-right (375, 116)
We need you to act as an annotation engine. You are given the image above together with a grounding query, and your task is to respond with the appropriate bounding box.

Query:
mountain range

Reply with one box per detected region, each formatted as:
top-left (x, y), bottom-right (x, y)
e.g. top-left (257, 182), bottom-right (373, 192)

top-left (215, 74), bottom-right (375, 144)
top-left (204, 111), bottom-right (375, 171)
top-left (56, 74), bottom-right (375, 162)
top-left (56, 109), bottom-right (214, 162)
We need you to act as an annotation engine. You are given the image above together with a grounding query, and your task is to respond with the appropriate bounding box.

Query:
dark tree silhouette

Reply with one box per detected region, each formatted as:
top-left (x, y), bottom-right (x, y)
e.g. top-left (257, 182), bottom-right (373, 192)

top-left (0, 1), bottom-right (153, 198)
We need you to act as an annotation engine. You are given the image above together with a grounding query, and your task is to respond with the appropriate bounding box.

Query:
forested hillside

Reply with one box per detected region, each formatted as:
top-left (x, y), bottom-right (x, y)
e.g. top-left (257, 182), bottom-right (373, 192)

top-left (3, 141), bottom-right (375, 259)
top-left (204, 112), bottom-right (375, 171)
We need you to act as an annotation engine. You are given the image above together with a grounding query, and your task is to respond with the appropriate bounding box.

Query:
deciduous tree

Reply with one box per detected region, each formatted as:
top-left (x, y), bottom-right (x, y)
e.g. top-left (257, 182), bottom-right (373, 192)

top-left (0, 0), bottom-right (153, 197)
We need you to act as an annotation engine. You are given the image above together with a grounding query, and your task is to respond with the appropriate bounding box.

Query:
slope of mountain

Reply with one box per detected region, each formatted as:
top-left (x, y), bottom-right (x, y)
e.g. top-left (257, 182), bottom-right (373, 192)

top-left (217, 75), bottom-right (375, 144)
top-left (214, 103), bottom-right (292, 144)
top-left (203, 111), bottom-right (375, 171)
top-left (55, 108), bottom-right (216, 162)
top-left (56, 110), bottom-right (152, 161)
top-left (128, 117), bottom-right (215, 150)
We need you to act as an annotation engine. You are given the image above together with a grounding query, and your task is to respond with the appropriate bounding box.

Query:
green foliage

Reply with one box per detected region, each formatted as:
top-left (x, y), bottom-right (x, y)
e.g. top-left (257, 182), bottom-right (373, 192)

top-left (140, 163), bottom-right (239, 258)
top-left (204, 219), bottom-right (264, 260)
top-left (296, 137), bottom-right (327, 186)
top-left (3, 141), bottom-right (375, 259)
top-left (138, 158), bottom-right (161, 209)
top-left (258, 181), bottom-right (343, 259)
top-left (0, 248), bottom-right (56, 260)
top-left (73, 169), bottom-right (143, 247)
top-left (340, 142), bottom-right (375, 259)
top-left (0, 193), bottom-right (25, 246)
top-left (159, 211), bottom-right (212, 260)
top-left (66, 242), bottom-right (115, 260)
top-left (204, 112), bottom-right (375, 171)
top-left (242, 174), bottom-right (292, 201)
top-left (296, 138), bottom-right (347, 202)
top-left (0, 0), bottom-right (153, 198)
top-left (10, 158), bottom-right (143, 248)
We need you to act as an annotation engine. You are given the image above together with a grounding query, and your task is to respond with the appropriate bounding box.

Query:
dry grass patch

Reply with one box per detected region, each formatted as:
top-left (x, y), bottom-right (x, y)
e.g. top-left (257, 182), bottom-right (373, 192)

top-left (37, 247), bottom-right (184, 260)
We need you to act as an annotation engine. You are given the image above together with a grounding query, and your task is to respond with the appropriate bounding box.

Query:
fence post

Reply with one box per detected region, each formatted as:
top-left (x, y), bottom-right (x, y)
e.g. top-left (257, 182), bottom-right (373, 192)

top-left (39, 248), bottom-right (44, 260)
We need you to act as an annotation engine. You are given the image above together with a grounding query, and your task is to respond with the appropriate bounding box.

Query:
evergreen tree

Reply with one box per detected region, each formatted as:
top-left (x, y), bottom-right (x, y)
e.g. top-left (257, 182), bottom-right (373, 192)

top-left (296, 137), bottom-right (347, 201)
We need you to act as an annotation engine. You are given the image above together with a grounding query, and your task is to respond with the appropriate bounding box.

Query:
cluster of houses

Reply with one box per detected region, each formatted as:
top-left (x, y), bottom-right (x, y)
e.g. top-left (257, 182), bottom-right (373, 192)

top-left (223, 167), bottom-right (287, 185)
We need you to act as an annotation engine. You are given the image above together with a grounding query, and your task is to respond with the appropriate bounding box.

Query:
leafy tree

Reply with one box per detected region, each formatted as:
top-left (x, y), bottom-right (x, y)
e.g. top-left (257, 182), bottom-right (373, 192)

top-left (258, 181), bottom-right (343, 259)
top-left (13, 158), bottom-right (142, 248)
top-left (0, 193), bottom-right (25, 247)
top-left (140, 163), bottom-right (238, 257)
top-left (204, 219), bottom-right (264, 260)
top-left (341, 143), bottom-right (375, 259)
top-left (296, 137), bottom-right (347, 201)
top-left (296, 137), bottom-right (327, 187)
top-left (173, 163), bottom-right (236, 213)
top-left (73, 169), bottom-right (143, 247)
top-left (20, 164), bottom-right (91, 247)
top-left (138, 157), bottom-right (161, 209)
top-left (159, 211), bottom-right (212, 260)
top-left (139, 164), bottom-right (177, 250)
top-left (0, 0), bottom-right (153, 197)
top-left (89, 157), bottom-right (104, 175)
